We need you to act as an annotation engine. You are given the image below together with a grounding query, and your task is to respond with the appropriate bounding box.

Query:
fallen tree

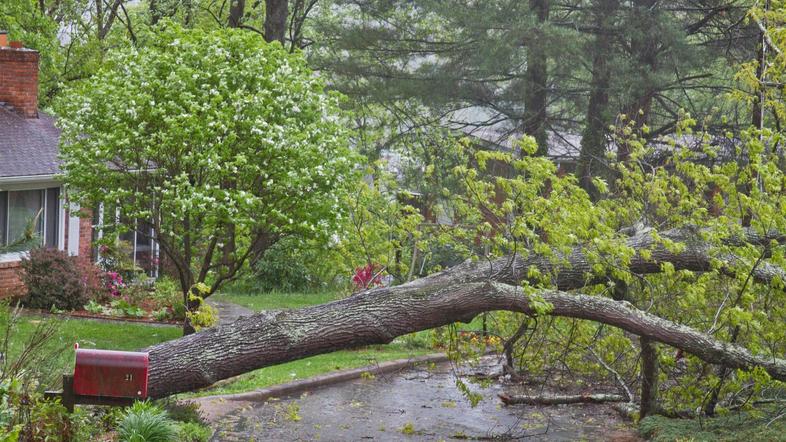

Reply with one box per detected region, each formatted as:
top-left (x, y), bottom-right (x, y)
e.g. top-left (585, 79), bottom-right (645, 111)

top-left (146, 227), bottom-right (786, 397)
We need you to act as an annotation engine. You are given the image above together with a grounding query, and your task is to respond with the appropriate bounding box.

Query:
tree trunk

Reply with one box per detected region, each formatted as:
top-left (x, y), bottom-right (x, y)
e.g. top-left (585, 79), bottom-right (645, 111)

top-left (577, 0), bottom-right (618, 198)
top-left (618, 0), bottom-right (657, 162)
top-left (228, 0), bottom-right (246, 28)
top-left (265, 0), bottom-right (288, 44)
top-left (149, 0), bottom-right (162, 25)
top-left (639, 336), bottom-right (660, 418)
top-left (523, 0), bottom-right (550, 155)
top-left (146, 278), bottom-right (786, 397)
top-left (144, 227), bottom-right (786, 397)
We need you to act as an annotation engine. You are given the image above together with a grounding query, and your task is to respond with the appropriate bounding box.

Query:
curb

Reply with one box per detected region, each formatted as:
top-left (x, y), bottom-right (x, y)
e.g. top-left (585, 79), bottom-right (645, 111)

top-left (195, 352), bottom-right (450, 404)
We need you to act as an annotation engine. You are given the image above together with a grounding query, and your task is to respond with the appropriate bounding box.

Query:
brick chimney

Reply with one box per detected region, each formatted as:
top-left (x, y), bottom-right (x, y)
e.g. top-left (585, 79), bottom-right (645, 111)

top-left (0, 31), bottom-right (39, 118)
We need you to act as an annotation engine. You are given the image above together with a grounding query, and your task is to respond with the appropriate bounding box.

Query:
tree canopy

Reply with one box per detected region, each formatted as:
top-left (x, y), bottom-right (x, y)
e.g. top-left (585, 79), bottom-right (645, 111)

top-left (56, 24), bottom-right (356, 309)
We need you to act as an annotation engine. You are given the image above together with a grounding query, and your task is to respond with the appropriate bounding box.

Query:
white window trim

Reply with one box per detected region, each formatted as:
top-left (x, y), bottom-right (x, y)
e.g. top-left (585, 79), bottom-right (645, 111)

top-left (67, 202), bottom-right (80, 256)
top-left (58, 189), bottom-right (66, 251)
top-left (0, 251), bottom-right (29, 264)
top-left (94, 202), bottom-right (160, 278)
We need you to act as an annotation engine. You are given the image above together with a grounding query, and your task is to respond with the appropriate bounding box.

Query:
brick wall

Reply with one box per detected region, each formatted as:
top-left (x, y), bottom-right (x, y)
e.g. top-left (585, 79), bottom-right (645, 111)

top-left (0, 46), bottom-right (39, 118)
top-left (79, 210), bottom-right (93, 261)
top-left (0, 261), bottom-right (24, 299)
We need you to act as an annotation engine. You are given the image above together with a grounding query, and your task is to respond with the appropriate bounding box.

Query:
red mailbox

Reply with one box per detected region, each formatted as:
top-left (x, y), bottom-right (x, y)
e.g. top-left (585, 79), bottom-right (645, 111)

top-left (73, 349), bottom-right (149, 399)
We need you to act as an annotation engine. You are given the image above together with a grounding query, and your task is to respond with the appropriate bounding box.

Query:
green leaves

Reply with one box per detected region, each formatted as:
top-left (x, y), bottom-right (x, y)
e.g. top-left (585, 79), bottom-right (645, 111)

top-left (56, 24), bottom-right (357, 294)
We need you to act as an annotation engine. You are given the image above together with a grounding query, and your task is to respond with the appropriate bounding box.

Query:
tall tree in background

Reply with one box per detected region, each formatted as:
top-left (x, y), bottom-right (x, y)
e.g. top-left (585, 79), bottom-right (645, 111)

top-left (576, 0), bottom-right (619, 198)
top-left (572, 0), bottom-right (755, 194)
top-left (523, 0), bottom-right (550, 154)
top-left (310, 0), bottom-right (754, 192)
top-left (264, 0), bottom-right (288, 43)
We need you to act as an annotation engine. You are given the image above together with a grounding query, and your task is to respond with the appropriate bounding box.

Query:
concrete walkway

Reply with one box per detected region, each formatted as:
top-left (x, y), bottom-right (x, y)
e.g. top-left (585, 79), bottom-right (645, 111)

top-left (206, 298), bottom-right (254, 325)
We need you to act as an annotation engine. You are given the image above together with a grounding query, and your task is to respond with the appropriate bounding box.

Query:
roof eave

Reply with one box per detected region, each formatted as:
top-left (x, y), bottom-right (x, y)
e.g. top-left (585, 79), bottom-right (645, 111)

top-left (0, 174), bottom-right (60, 186)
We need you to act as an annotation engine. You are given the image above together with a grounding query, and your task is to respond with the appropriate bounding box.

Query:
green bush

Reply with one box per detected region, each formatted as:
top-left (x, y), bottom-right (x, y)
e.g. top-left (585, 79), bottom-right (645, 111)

top-left (185, 284), bottom-right (218, 331)
top-left (151, 277), bottom-right (186, 320)
top-left (118, 402), bottom-right (177, 442)
top-left (19, 248), bottom-right (91, 310)
top-left (252, 236), bottom-right (346, 292)
top-left (157, 400), bottom-right (210, 442)
top-left (97, 240), bottom-right (141, 284)
top-left (152, 278), bottom-right (181, 306)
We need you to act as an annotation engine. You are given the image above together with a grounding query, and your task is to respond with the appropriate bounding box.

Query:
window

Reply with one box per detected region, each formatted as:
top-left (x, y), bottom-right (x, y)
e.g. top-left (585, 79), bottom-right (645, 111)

top-left (0, 187), bottom-right (60, 250)
top-left (96, 203), bottom-right (158, 277)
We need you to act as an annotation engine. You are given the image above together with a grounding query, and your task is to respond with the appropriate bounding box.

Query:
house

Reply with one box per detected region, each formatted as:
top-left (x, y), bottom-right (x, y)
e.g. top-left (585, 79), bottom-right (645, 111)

top-left (0, 32), bottom-right (93, 298)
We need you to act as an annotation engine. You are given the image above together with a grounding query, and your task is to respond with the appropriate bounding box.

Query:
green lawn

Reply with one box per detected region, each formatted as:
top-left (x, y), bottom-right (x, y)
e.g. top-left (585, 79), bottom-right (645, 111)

top-left (212, 290), bottom-right (342, 310)
top-left (5, 313), bottom-right (181, 388)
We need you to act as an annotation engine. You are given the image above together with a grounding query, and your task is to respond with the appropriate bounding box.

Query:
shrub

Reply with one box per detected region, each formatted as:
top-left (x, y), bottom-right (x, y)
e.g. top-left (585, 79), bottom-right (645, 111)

top-left (252, 236), bottom-right (346, 292)
top-left (152, 278), bottom-right (183, 310)
top-left (74, 259), bottom-right (106, 302)
top-left (21, 396), bottom-right (71, 441)
top-left (155, 400), bottom-right (210, 442)
top-left (20, 248), bottom-right (90, 311)
top-left (118, 402), bottom-right (177, 442)
top-left (158, 399), bottom-right (204, 425)
top-left (252, 238), bottom-right (316, 292)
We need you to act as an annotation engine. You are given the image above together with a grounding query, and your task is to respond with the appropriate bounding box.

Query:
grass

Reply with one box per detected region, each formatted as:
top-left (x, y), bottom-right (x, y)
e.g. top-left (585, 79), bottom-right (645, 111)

top-left (4, 313), bottom-right (181, 387)
top-left (211, 290), bottom-right (342, 310)
top-left (639, 405), bottom-right (786, 441)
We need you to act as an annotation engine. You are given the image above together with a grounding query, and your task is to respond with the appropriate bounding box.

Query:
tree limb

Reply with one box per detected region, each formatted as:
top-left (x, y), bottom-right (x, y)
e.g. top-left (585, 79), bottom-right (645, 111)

top-left (499, 393), bottom-right (626, 405)
top-left (146, 280), bottom-right (786, 397)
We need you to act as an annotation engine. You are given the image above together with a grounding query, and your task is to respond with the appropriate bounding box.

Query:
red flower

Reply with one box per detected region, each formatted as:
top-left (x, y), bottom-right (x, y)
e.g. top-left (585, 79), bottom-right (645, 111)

top-left (352, 264), bottom-right (383, 290)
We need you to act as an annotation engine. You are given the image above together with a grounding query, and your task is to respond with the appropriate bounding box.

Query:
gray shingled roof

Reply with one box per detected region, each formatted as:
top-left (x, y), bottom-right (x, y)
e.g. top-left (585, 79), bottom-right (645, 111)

top-left (0, 105), bottom-right (61, 179)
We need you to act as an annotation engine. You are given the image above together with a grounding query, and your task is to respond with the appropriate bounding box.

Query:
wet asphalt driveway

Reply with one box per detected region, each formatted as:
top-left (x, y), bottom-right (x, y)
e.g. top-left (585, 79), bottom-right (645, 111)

top-left (207, 359), bottom-right (638, 441)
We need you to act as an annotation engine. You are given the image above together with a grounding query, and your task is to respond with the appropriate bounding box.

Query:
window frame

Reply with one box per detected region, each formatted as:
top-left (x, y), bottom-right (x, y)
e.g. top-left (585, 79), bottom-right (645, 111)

top-left (0, 184), bottom-right (62, 252)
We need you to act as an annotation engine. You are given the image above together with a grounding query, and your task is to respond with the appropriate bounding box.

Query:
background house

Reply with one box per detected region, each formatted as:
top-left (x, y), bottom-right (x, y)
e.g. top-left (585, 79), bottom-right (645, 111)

top-left (0, 31), bottom-right (92, 298)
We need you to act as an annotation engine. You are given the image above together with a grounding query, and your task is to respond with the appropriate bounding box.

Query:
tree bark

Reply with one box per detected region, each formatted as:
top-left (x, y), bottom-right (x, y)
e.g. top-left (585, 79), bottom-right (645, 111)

top-left (146, 278), bottom-right (786, 397)
top-left (149, 0), bottom-right (162, 25)
top-left (523, 0), bottom-right (550, 155)
top-left (639, 336), bottom-right (660, 418)
top-left (577, 0), bottom-right (619, 198)
top-left (228, 0), bottom-right (246, 28)
top-left (144, 226), bottom-right (786, 397)
top-left (265, 0), bottom-right (288, 44)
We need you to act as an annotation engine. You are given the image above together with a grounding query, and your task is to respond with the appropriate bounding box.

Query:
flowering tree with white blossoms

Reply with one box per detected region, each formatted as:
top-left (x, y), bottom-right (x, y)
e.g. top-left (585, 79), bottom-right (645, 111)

top-left (57, 24), bottom-right (356, 331)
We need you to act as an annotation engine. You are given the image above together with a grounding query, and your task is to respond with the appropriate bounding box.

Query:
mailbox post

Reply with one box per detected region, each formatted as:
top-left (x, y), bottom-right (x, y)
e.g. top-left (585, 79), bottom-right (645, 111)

top-left (46, 348), bottom-right (149, 412)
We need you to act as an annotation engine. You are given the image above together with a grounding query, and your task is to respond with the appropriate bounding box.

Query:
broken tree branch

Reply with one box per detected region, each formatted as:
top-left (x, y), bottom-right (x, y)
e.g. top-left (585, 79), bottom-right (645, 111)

top-left (499, 393), bottom-right (626, 406)
top-left (146, 280), bottom-right (786, 397)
